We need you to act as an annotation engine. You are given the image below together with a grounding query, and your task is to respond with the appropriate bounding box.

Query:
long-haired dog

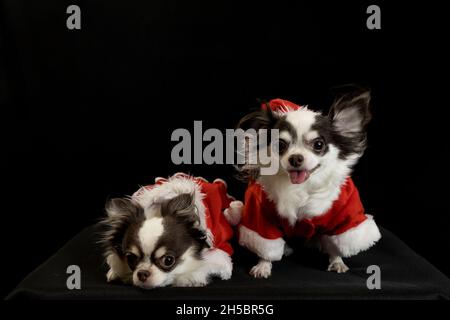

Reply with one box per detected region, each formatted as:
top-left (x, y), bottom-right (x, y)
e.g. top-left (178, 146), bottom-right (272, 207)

top-left (100, 173), bottom-right (243, 288)
top-left (235, 87), bottom-right (381, 278)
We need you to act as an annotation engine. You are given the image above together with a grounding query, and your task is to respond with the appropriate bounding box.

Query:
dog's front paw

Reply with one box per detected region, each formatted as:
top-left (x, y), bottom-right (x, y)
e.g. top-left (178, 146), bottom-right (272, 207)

top-left (327, 261), bottom-right (349, 273)
top-left (107, 269), bottom-right (132, 284)
top-left (174, 276), bottom-right (208, 287)
top-left (327, 256), bottom-right (349, 273)
top-left (202, 248), bottom-right (233, 280)
top-left (219, 260), bottom-right (233, 280)
top-left (249, 260), bottom-right (272, 278)
top-left (106, 269), bottom-right (119, 282)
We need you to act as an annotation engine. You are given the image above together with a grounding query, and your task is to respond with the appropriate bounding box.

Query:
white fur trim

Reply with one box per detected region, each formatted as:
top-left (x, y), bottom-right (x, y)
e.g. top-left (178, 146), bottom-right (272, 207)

top-left (213, 178), bottom-right (227, 187)
top-left (238, 225), bottom-right (285, 261)
top-left (132, 175), bottom-right (214, 247)
top-left (321, 215), bottom-right (381, 257)
top-left (223, 201), bottom-right (243, 226)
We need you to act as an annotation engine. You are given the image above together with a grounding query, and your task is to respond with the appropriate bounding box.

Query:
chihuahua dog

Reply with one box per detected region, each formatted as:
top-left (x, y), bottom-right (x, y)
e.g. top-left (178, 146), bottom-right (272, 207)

top-left (100, 173), bottom-right (243, 288)
top-left (235, 87), bottom-right (381, 278)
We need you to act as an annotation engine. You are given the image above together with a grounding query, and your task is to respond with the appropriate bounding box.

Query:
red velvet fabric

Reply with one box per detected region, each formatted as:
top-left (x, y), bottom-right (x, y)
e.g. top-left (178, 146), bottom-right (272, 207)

top-left (240, 177), bottom-right (367, 241)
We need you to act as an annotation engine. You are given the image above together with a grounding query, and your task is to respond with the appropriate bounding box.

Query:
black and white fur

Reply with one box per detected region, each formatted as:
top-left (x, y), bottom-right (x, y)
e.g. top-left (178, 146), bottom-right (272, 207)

top-left (237, 88), bottom-right (380, 277)
top-left (100, 177), bottom-right (239, 288)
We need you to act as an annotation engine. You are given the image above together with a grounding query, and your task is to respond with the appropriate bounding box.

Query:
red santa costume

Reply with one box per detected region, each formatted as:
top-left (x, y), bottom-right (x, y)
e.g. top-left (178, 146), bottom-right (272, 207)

top-left (132, 173), bottom-right (236, 256)
top-left (238, 99), bottom-right (381, 261)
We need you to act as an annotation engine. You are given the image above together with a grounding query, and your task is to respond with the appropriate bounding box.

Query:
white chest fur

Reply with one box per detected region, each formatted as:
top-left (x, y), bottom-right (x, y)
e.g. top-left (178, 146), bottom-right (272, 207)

top-left (259, 159), bottom-right (351, 225)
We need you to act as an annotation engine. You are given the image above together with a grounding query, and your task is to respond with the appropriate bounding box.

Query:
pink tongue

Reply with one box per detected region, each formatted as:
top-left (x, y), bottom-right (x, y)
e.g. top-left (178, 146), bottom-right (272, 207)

top-left (289, 170), bottom-right (307, 184)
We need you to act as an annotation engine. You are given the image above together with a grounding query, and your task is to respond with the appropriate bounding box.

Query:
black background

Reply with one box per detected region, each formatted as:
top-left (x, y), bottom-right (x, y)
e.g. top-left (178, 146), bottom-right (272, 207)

top-left (1, 0), bottom-right (449, 298)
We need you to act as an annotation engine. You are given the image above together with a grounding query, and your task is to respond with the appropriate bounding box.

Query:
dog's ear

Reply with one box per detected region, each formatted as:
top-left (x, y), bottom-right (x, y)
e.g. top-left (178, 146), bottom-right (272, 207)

top-left (329, 87), bottom-right (372, 136)
top-left (106, 198), bottom-right (143, 218)
top-left (234, 106), bottom-right (280, 181)
top-left (236, 106), bottom-right (279, 131)
top-left (101, 198), bottom-right (144, 256)
top-left (161, 193), bottom-right (196, 218)
top-left (161, 193), bottom-right (207, 244)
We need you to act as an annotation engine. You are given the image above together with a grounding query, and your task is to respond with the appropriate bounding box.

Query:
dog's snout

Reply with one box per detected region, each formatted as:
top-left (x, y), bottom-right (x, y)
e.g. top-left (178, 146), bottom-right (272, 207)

top-left (288, 154), bottom-right (304, 167)
top-left (137, 270), bottom-right (151, 282)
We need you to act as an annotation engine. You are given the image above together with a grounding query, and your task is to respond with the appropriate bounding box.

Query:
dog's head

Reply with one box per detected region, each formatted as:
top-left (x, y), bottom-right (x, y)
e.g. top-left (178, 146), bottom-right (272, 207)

top-left (101, 193), bottom-right (208, 289)
top-left (237, 87), bottom-right (371, 183)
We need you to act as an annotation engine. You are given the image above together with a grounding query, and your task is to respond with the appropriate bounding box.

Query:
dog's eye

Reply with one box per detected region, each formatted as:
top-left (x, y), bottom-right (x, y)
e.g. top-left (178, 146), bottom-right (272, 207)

top-left (125, 252), bottom-right (139, 270)
top-left (160, 255), bottom-right (176, 268)
top-left (313, 139), bottom-right (325, 152)
top-left (276, 139), bottom-right (289, 154)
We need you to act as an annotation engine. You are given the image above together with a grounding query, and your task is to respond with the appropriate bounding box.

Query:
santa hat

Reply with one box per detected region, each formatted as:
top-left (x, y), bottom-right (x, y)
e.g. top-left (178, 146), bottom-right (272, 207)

top-left (261, 98), bottom-right (303, 114)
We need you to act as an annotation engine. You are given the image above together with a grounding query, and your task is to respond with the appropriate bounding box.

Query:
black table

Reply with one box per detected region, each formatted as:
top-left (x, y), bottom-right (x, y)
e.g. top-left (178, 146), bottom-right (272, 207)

top-left (7, 225), bottom-right (450, 300)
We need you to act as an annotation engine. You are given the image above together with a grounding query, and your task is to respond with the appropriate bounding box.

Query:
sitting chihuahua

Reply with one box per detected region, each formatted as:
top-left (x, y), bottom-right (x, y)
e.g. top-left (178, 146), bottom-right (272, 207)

top-left (235, 88), bottom-right (381, 278)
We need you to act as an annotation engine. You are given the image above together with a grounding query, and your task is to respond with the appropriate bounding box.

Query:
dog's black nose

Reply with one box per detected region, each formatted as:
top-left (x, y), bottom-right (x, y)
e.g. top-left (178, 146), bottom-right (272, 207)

top-left (137, 270), bottom-right (150, 282)
top-left (288, 154), bottom-right (304, 167)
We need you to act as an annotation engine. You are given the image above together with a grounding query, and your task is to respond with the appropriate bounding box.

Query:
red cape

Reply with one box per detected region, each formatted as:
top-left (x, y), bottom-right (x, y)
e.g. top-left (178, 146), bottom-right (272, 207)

top-left (240, 177), bottom-right (367, 241)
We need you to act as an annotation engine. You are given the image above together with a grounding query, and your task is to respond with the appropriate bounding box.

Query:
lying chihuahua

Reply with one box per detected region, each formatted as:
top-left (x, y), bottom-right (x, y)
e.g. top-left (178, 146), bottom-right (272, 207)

top-left (100, 173), bottom-right (243, 288)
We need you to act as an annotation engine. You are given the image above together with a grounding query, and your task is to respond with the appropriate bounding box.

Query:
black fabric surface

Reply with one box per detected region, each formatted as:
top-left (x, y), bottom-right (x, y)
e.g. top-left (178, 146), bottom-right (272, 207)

top-left (6, 224), bottom-right (450, 300)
